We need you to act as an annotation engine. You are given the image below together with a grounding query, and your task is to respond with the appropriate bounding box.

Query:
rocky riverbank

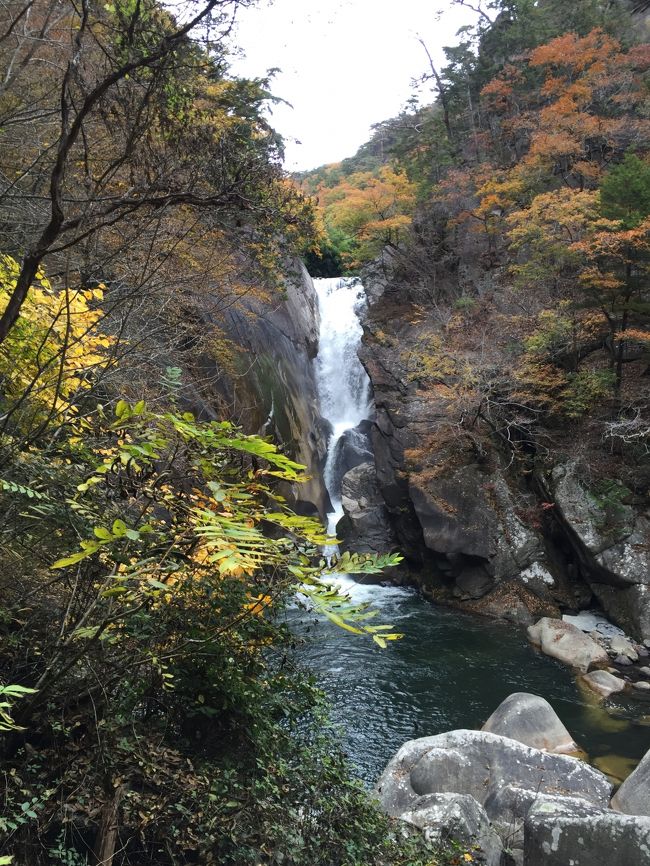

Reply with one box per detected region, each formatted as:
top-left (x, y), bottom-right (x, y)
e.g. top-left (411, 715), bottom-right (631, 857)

top-left (376, 692), bottom-right (650, 865)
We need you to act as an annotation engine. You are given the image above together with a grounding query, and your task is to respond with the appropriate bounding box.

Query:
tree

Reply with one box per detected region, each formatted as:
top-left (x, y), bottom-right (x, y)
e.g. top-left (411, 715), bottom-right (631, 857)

top-left (0, 0), bottom-right (314, 345)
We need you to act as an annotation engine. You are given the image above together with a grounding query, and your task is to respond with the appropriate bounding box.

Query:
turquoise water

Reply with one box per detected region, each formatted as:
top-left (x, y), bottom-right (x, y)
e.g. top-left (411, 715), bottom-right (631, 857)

top-left (290, 581), bottom-right (650, 786)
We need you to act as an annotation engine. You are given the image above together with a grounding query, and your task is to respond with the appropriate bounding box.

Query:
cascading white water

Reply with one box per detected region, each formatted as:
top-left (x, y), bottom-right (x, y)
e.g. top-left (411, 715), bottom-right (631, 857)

top-left (314, 277), bottom-right (372, 536)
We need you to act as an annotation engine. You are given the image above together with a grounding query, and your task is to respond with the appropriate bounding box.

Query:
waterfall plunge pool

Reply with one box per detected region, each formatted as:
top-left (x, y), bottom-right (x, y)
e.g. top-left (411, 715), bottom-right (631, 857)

top-left (304, 276), bottom-right (649, 787)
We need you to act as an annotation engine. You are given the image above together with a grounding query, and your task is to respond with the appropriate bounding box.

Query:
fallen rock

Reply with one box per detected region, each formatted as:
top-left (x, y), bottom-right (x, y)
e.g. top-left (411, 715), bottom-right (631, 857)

top-left (527, 617), bottom-right (609, 672)
top-left (375, 730), bottom-right (611, 819)
top-left (524, 796), bottom-right (650, 865)
top-left (400, 792), bottom-right (502, 866)
top-left (582, 670), bottom-right (627, 698)
top-left (481, 692), bottom-right (578, 754)
top-left (611, 746), bottom-right (650, 816)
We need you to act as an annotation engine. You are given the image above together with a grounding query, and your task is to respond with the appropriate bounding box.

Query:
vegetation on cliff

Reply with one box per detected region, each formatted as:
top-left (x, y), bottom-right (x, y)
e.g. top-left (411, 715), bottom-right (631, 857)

top-left (303, 0), bottom-right (650, 503)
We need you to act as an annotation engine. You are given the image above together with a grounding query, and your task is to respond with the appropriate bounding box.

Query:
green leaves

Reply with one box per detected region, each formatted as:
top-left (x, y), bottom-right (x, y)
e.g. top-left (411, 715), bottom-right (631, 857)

top-left (0, 683), bottom-right (37, 731)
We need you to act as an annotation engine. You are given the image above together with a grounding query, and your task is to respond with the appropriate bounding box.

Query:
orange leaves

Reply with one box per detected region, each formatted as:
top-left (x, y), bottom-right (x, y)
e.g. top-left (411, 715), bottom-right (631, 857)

top-left (529, 29), bottom-right (620, 76)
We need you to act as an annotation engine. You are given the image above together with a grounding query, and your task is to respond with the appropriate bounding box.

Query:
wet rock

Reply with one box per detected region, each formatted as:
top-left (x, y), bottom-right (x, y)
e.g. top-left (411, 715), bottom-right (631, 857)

top-left (375, 730), bottom-right (611, 819)
top-left (634, 681), bottom-right (650, 692)
top-left (338, 462), bottom-right (396, 555)
top-left (640, 666), bottom-right (650, 677)
top-left (582, 670), bottom-right (627, 698)
top-left (614, 654), bottom-right (633, 666)
top-left (329, 421), bottom-right (373, 495)
top-left (527, 617), bottom-right (609, 673)
top-left (611, 746), bottom-right (650, 816)
top-left (400, 793), bottom-right (502, 866)
top-left (524, 797), bottom-right (650, 866)
top-left (481, 692), bottom-right (578, 754)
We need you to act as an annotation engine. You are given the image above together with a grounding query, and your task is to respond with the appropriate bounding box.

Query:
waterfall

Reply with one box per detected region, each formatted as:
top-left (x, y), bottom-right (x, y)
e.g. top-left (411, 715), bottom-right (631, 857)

top-left (314, 277), bottom-right (372, 536)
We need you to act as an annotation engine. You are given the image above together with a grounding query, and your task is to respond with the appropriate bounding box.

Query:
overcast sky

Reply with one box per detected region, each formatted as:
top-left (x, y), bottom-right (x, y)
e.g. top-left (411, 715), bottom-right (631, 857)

top-left (228, 0), bottom-right (476, 171)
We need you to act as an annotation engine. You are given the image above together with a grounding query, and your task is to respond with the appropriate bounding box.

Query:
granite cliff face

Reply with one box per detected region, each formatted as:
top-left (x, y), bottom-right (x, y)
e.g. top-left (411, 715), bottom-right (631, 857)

top-left (341, 264), bottom-right (650, 640)
top-left (186, 260), bottom-right (330, 518)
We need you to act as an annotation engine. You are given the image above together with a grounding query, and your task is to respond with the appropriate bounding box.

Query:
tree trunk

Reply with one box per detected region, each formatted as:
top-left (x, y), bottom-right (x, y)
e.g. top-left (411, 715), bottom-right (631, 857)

top-left (93, 784), bottom-right (125, 866)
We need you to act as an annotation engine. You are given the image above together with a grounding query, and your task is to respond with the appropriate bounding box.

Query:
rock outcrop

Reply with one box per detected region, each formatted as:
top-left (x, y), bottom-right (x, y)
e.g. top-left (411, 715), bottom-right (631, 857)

top-left (354, 265), bottom-right (650, 639)
top-left (375, 729), bottom-right (611, 819)
top-left (524, 797), bottom-right (650, 866)
top-left (376, 698), bottom-right (650, 866)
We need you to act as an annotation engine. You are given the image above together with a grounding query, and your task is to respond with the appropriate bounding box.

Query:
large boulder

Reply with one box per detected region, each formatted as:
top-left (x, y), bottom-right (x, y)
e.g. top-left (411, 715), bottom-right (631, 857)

top-left (337, 461), bottom-right (396, 555)
top-left (400, 793), bottom-right (502, 866)
top-left (524, 796), bottom-right (650, 865)
top-left (527, 617), bottom-right (609, 672)
top-left (611, 746), bottom-right (650, 816)
top-left (375, 729), bottom-right (611, 819)
top-left (481, 692), bottom-right (578, 754)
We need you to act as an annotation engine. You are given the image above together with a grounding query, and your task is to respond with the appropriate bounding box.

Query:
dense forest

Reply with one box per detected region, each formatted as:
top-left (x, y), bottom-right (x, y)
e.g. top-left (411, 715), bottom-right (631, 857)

top-left (1, 0), bottom-right (649, 863)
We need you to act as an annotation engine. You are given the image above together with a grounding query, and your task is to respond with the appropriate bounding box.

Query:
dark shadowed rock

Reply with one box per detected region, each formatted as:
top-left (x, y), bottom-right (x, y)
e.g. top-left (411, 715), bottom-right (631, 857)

top-left (401, 793), bottom-right (503, 866)
top-left (481, 692), bottom-right (578, 754)
top-left (524, 796), bottom-right (650, 865)
top-left (527, 617), bottom-right (609, 672)
top-left (611, 746), bottom-right (650, 816)
top-left (337, 462), bottom-right (396, 554)
top-left (329, 421), bottom-right (374, 495)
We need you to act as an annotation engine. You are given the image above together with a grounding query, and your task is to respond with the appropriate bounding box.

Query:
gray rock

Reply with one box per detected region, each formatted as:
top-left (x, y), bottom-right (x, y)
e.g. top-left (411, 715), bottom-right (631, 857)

top-left (481, 692), bottom-right (578, 754)
top-left (614, 654), bottom-right (633, 666)
top-left (634, 681), bottom-right (650, 692)
top-left (582, 670), bottom-right (627, 698)
top-left (527, 617), bottom-right (609, 672)
top-left (591, 567), bottom-right (650, 642)
top-left (485, 788), bottom-right (609, 863)
top-left (400, 793), bottom-right (502, 866)
top-left (640, 666), bottom-right (650, 677)
top-left (611, 747), bottom-right (650, 816)
top-left (375, 730), bottom-right (611, 819)
top-left (610, 635), bottom-right (639, 661)
top-left (524, 796), bottom-right (650, 865)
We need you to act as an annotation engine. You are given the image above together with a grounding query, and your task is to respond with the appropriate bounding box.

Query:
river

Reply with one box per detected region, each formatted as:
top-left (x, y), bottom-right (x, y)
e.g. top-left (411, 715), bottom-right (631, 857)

top-left (299, 276), bottom-right (649, 788)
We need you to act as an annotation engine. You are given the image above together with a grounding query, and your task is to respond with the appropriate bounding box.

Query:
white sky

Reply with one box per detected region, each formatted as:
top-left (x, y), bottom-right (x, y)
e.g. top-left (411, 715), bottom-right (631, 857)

top-left (228, 0), bottom-right (476, 171)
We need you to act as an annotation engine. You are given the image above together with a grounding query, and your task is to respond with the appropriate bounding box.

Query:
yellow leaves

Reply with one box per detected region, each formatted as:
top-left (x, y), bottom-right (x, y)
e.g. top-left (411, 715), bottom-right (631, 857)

top-left (245, 594), bottom-right (272, 616)
top-left (0, 255), bottom-right (115, 426)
